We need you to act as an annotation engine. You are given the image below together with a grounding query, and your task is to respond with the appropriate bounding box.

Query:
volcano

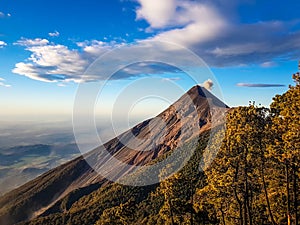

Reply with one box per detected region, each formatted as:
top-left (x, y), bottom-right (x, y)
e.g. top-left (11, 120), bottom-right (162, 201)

top-left (0, 85), bottom-right (228, 225)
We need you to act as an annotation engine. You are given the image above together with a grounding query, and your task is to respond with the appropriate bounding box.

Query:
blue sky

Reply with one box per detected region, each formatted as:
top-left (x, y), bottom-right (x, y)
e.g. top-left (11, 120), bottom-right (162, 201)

top-left (0, 0), bottom-right (300, 121)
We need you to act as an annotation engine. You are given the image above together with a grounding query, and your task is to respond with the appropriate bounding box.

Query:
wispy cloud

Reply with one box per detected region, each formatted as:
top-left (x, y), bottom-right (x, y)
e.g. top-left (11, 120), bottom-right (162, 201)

top-left (260, 61), bottom-right (277, 68)
top-left (0, 83), bottom-right (11, 88)
top-left (236, 83), bottom-right (285, 88)
top-left (57, 83), bottom-right (66, 87)
top-left (0, 12), bottom-right (11, 18)
top-left (0, 41), bottom-right (7, 48)
top-left (0, 78), bottom-right (11, 88)
top-left (15, 38), bottom-right (49, 46)
top-left (49, 31), bottom-right (60, 37)
top-left (161, 77), bottom-right (181, 82)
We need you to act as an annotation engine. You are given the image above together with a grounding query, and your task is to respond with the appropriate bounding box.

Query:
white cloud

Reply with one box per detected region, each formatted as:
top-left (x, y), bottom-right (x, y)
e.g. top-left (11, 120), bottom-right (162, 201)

top-left (202, 79), bottom-right (214, 90)
top-left (48, 31), bottom-right (60, 37)
top-left (13, 39), bottom-right (88, 82)
top-left (13, 38), bottom-right (128, 83)
top-left (153, 19), bottom-right (225, 46)
top-left (0, 41), bottom-right (7, 48)
top-left (13, 62), bottom-right (52, 82)
top-left (137, 1), bottom-right (227, 46)
top-left (136, 0), bottom-right (177, 28)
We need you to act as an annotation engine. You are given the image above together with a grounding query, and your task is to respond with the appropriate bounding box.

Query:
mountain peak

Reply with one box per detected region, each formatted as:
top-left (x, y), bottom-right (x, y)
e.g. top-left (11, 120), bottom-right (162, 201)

top-left (178, 85), bottom-right (229, 109)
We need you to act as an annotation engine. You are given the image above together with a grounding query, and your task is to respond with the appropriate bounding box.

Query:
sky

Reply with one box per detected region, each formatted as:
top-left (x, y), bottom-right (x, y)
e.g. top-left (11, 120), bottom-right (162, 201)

top-left (0, 0), bottom-right (300, 122)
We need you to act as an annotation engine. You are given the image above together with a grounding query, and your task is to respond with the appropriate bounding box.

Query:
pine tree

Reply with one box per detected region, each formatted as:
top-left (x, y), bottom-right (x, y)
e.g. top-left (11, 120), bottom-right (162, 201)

top-left (269, 73), bottom-right (300, 225)
top-left (158, 164), bottom-right (190, 225)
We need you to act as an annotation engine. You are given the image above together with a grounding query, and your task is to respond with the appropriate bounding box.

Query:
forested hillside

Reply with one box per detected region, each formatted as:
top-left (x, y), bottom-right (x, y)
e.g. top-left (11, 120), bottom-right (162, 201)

top-left (19, 74), bottom-right (300, 225)
top-left (196, 74), bottom-right (300, 225)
